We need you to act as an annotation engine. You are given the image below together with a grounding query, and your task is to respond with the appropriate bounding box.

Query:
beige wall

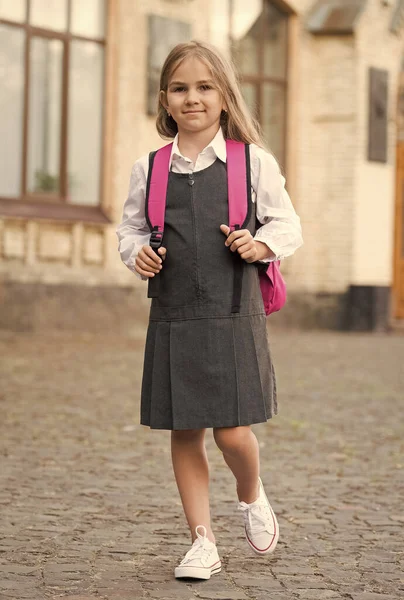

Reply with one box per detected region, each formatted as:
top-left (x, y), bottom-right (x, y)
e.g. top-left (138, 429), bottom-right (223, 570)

top-left (286, 0), bottom-right (404, 295)
top-left (352, 0), bottom-right (403, 286)
top-left (289, 33), bottom-right (358, 293)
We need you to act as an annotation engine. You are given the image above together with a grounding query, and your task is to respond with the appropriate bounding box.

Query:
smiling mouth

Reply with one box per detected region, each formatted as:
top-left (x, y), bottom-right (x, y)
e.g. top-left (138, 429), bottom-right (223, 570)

top-left (183, 111), bottom-right (204, 114)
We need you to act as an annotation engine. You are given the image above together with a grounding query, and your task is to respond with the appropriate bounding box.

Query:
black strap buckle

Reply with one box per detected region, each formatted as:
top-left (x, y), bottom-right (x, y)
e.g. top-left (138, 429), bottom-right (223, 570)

top-left (231, 225), bottom-right (243, 314)
top-left (148, 226), bottom-right (163, 299)
top-left (150, 226), bottom-right (163, 250)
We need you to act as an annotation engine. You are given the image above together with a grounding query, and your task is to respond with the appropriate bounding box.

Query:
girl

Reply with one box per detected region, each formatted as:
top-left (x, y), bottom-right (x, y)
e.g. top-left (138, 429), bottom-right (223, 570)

top-left (117, 40), bottom-right (303, 580)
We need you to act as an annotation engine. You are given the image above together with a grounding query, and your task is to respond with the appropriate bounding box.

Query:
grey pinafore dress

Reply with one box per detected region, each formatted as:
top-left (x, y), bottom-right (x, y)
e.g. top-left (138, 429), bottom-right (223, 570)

top-left (140, 158), bottom-right (277, 430)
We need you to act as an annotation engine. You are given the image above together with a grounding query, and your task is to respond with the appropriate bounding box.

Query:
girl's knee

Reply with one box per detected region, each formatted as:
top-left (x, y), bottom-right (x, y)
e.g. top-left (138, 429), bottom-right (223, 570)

top-left (213, 426), bottom-right (251, 454)
top-left (172, 428), bottom-right (206, 443)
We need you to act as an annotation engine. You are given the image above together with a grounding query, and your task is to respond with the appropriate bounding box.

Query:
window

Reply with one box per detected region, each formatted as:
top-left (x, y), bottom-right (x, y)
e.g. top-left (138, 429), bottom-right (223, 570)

top-left (0, 0), bottom-right (106, 210)
top-left (232, 0), bottom-right (289, 166)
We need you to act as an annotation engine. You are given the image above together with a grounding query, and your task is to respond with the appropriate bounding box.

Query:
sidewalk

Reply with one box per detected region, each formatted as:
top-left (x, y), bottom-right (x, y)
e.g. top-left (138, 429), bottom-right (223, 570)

top-left (0, 328), bottom-right (403, 600)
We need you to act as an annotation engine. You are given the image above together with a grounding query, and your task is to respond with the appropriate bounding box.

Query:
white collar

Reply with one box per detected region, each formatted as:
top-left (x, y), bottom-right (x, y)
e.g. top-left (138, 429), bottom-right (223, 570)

top-left (169, 127), bottom-right (227, 167)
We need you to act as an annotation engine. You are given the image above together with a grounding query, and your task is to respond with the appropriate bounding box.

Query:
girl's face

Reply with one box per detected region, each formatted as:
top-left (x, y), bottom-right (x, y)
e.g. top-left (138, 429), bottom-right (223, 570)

top-left (163, 57), bottom-right (226, 136)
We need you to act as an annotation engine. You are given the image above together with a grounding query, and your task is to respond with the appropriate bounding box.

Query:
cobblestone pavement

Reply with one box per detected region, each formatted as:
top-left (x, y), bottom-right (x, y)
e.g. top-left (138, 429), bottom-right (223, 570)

top-left (0, 327), bottom-right (403, 600)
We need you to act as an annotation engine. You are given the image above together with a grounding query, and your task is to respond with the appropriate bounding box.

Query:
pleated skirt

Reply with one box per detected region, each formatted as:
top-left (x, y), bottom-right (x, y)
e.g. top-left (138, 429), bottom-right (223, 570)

top-left (140, 313), bottom-right (277, 430)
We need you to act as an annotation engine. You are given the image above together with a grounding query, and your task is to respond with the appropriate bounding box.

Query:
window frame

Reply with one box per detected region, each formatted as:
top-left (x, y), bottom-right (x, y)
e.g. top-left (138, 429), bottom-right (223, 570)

top-left (233, 0), bottom-right (290, 168)
top-left (0, 0), bottom-right (110, 224)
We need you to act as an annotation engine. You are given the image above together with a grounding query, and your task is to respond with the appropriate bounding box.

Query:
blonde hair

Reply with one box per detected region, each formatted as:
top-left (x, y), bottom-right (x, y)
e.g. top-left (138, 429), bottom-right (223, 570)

top-left (156, 40), bottom-right (265, 147)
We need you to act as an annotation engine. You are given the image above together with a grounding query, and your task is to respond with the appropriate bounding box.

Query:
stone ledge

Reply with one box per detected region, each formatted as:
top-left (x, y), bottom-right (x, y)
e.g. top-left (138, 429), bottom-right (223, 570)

top-left (0, 282), bottom-right (393, 332)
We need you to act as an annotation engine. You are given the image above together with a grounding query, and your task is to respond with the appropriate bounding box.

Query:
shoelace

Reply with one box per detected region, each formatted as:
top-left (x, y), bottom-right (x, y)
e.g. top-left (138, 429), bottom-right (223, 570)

top-left (239, 501), bottom-right (274, 534)
top-left (180, 534), bottom-right (214, 565)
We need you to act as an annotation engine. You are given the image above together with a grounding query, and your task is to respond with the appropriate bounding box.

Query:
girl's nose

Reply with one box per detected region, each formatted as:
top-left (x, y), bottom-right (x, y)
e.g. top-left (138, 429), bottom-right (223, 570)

top-left (185, 89), bottom-right (199, 104)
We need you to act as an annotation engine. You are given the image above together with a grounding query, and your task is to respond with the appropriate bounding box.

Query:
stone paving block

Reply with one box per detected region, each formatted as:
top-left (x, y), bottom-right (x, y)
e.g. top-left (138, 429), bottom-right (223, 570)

top-left (96, 585), bottom-right (144, 597)
top-left (52, 597), bottom-right (100, 600)
top-left (231, 576), bottom-right (284, 590)
top-left (273, 566), bottom-right (316, 575)
top-left (143, 591), bottom-right (196, 600)
top-left (281, 576), bottom-right (333, 590)
top-left (389, 515), bottom-right (404, 522)
top-left (0, 565), bottom-right (41, 574)
top-left (296, 592), bottom-right (345, 600)
top-left (0, 594), bottom-right (44, 600)
top-left (350, 595), bottom-right (401, 600)
top-left (195, 592), bottom-right (249, 600)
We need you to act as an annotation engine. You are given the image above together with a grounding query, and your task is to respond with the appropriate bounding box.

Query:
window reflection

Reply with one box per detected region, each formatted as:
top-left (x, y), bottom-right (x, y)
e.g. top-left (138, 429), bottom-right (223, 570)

top-left (0, 0), bottom-right (26, 22)
top-left (68, 41), bottom-right (104, 205)
top-left (209, 1), bottom-right (288, 163)
top-left (0, 0), bottom-right (106, 206)
top-left (232, 1), bottom-right (288, 164)
top-left (240, 82), bottom-right (258, 119)
top-left (233, 0), bottom-right (263, 75)
top-left (262, 2), bottom-right (287, 79)
top-left (0, 25), bottom-right (25, 196)
top-left (71, 0), bottom-right (106, 38)
top-left (30, 0), bottom-right (68, 32)
top-left (27, 38), bottom-right (63, 194)
top-left (262, 83), bottom-right (285, 163)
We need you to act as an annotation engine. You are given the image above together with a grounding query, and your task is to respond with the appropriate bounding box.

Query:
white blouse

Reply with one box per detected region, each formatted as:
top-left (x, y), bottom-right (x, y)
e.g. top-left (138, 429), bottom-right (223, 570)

top-left (116, 128), bottom-right (303, 277)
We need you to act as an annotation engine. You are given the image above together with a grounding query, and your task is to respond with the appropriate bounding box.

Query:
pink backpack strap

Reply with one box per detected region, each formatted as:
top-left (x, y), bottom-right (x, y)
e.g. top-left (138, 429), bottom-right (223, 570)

top-left (225, 140), bottom-right (252, 313)
top-left (226, 140), bottom-right (251, 231)
top-left (145, 142), bottom-right (173, 298)
top-left (145, 142), bottom-right (173, 249)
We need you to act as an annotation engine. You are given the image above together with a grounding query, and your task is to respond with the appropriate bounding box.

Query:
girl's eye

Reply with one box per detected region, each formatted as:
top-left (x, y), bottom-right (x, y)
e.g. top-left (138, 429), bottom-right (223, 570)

top-left (200, 85), bottom-right (212, 91)
top-left (172, 87), bottom-right (186, 92)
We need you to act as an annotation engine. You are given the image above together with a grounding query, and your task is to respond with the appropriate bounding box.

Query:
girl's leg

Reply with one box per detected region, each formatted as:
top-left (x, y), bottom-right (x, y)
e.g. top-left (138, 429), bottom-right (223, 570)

top-left (171, 428), bottom-right (215, 544)
top-left (213, 426), bottom-right (260, 503)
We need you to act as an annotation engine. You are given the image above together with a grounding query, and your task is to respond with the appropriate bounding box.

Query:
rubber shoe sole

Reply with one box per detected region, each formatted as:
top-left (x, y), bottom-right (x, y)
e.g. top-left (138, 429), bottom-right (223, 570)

top-left (175, 560), bottom-right (222, 580)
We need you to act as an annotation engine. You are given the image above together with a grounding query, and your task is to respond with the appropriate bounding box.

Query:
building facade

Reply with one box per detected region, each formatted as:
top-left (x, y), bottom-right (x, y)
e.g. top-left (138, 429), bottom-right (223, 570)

top-left (0, 0), bottom-right (403, 331)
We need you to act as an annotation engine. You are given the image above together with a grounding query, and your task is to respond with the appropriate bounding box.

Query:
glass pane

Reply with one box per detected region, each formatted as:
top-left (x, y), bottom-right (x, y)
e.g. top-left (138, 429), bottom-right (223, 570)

top-left (232, 0), bottom-right (263, 76)
top-left (0, 25), bottom-right (24, 196)
top-left (68, 41), bottom-right (104, 206)
top-left (234, 35), bottom-right (259, 76)
top-left (0, 0), bottom-right (26, 22)
top-left (209, 0), bottom-right (229, 55)
top-left (261, 83), bottom-right (285, 164)
top-left (27, 37), bottom-right (63, 194)
top-left (241, 82), bottom-right (258, 120)
top-left (30, 0), bottom-right (68, 32)
top-left (71, 0), bottom-right (106, 38)
top-left (263, 2), bottom-right (288, 80)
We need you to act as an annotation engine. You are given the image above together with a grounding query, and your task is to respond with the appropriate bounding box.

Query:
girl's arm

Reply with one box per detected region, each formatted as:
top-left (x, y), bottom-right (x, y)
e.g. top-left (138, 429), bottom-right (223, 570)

top-left (251, 145), bottom-right (303, 262)
top-left (116, 158), bottom-right (151, 279)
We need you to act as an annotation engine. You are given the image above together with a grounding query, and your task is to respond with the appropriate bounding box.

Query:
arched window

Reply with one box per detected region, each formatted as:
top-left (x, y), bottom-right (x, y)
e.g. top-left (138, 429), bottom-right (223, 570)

top-left (0, 1), bottom-right (106, 209)
top-left (232, 0), bottom-right (289, 166)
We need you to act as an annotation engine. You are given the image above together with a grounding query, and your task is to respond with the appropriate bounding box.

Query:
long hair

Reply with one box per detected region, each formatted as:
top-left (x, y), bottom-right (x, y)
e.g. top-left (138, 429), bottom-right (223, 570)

top-left (156, 40), bottom-right (265, 147)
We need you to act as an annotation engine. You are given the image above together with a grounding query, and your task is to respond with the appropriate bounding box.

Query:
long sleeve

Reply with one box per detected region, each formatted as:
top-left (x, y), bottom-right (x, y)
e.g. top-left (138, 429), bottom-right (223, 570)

top-left (116, 158), bottom-right (151, 278)
top-left (250, 145), bottom-right (303, 262)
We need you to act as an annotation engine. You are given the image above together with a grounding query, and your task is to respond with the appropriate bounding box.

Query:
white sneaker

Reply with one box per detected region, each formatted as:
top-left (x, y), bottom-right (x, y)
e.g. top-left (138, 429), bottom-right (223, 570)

top-left (174, 525), bottom-right (221, 580)
top-left (238, 477), bottom-right (279, 555)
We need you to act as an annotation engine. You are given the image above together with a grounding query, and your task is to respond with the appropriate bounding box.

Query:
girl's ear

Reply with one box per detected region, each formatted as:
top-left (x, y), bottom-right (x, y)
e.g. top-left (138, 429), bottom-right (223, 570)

top-left (160, 90), bottom-right (168, 111)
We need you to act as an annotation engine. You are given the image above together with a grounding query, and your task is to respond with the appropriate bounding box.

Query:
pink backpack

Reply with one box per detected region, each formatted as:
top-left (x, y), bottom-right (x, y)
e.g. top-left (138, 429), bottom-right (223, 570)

top-left (146, 139), bottom-right (286, 316)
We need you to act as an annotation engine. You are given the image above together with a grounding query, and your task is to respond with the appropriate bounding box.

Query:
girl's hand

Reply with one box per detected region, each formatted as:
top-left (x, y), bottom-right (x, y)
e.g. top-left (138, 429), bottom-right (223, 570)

top-left (135, 245), bottom-right (167, 278)
top-left (220, 224), bottom-right (269, 263)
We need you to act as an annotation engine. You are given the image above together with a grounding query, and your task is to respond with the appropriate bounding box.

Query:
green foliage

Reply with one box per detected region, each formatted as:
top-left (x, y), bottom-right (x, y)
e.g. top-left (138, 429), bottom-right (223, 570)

top-left (34, 169), bottom-right (59, 193)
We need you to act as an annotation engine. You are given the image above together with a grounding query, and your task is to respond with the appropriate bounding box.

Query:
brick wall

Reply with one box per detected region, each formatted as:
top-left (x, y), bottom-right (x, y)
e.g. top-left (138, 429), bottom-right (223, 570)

top-left (352, 0), bottom-right (402, 287)
top-left (286, 0), bottom-right (401, 297)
